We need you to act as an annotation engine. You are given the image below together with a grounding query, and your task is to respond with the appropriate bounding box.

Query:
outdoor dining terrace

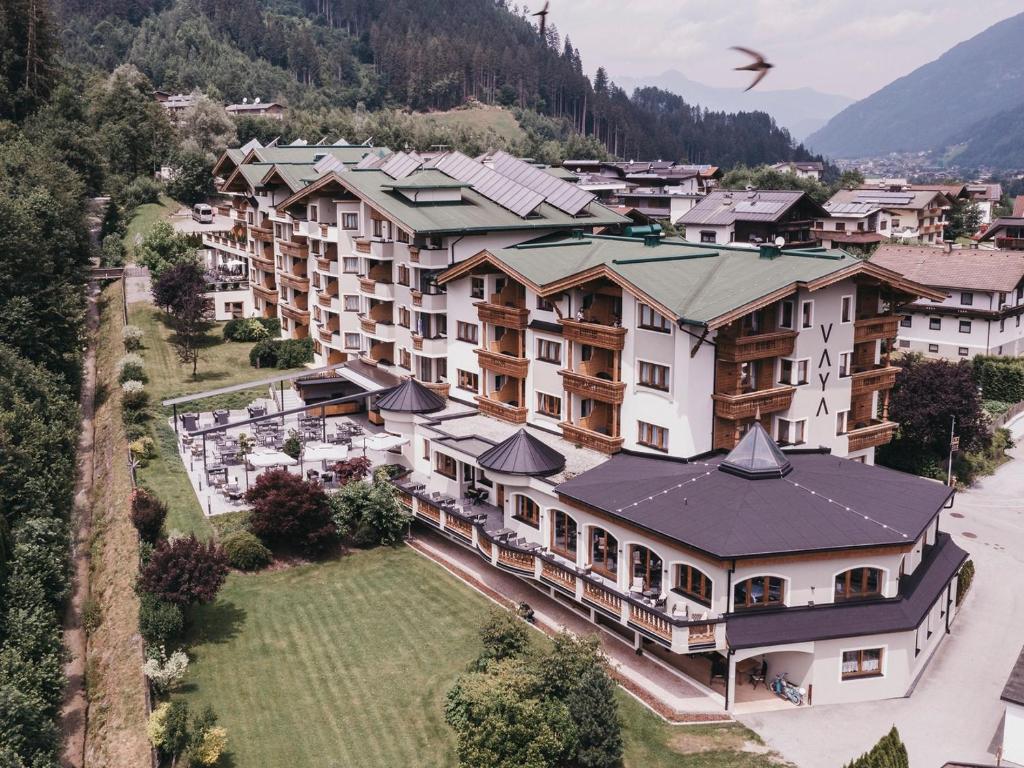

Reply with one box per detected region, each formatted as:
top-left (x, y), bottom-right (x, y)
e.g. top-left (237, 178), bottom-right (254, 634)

top-left (390, 473), bottom-right (726, 654)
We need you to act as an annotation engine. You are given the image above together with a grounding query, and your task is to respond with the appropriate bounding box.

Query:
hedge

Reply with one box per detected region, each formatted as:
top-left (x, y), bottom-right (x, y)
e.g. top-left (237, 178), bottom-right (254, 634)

top-left (974, 356), bottom-right (1024, 403)
top-left (249, 338), bottom-right (314, 369)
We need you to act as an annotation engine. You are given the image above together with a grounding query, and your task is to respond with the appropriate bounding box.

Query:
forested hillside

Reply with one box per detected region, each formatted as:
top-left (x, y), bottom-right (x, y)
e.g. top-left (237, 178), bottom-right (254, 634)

top-left (52, 0), bottom-right (821, 168)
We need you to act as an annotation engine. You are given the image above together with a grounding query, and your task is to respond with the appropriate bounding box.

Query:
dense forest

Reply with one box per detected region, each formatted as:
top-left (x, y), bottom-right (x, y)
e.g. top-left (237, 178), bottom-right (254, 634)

top-left (51, 0), bottom-right (823, 168)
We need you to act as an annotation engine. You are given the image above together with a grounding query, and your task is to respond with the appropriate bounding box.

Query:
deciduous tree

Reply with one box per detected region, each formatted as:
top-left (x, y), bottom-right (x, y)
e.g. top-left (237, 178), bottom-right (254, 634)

top-left (244, 469), bottom-right (337, 556)
top-left (137, 535), bottom-right (229, 608)
top-left (152, 262), bottom-right (212, 377)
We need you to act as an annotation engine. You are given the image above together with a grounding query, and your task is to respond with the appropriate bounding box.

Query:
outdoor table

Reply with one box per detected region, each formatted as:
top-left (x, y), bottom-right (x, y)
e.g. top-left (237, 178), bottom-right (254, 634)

top-left (493, 528), bottom-right (516, 540)
top-left (181, 412), bottom-right (199, 431)
top-left (247, 405), bottom-right (267, 418)
top-left (213, 409), bottom-right (229, 426)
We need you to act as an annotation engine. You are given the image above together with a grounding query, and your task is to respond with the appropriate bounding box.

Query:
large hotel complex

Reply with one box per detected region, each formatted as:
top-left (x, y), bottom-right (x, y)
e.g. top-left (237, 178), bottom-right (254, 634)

top-left (202, 140), bottom-right (970, 711)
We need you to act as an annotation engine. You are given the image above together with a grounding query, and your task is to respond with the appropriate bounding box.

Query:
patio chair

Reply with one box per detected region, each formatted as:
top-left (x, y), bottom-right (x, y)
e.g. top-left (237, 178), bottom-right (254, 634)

top-left (630, 577), bottom-right (645, 595)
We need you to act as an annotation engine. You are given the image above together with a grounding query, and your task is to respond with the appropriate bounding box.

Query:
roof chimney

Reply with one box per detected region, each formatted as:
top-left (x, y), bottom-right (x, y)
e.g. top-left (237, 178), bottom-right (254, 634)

top-left (759, 244), bottom-right (782, 259)
top-left (643, 234), bottom-right (660, 247)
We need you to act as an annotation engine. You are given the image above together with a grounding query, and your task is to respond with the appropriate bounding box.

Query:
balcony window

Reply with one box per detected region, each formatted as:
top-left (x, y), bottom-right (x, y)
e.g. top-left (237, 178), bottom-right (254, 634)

top-left (471, 277), bottom-right (485, 299)
top-left (961, 292), bottom-right (973, 306)
top-left (929, 317), bottom-right (941, 330)
top-left (398, 307), bottom-right (410, 328)
top-left (801, 300), bottom-right (814, 329)
top-left (674, 564), bottom-right (712, 607)
top-left (779, 300), bottom-right (795, 329)
top-left (513, 495), bottom-right (540, 528)
top-left (776, 418), bottom-right (806, 446)
top-left (841, 648), bottom-right (884, 679)
top-left (550, 510), bottom-right (577, 559)
top-left (536, 392), bottom-right (562, 418)
top-left (341, 213), bottom-right (358, 230)
top-left (637, 421), bottom-right (668, 452)
top-left (779, 358), bottom-right (808, 386)
top-left (638, 303), bottom-right (671, 333)
top-left (836, 410), bottom-right (849, 436)
top-left (372, 218), bottom-right (383, 238)
top-left (456, 321), bottom-right (478, 344)
top-left (959, 320), bottom-right (972, 334)
top-left (397, 264), bottom-right (410, 286)
top-left (590, 527), bottom-right (618, 578)
top-left (435, 453), bottom-right (458, 479)
top-left (397, 229), bottom-right (409, 243)
top-left (457, 369), bottom-right (478, 393)
top-left (631, 545), bottom-right (663, 593)
top-left (344, 333), bottom-right (360, 349)
top-left (841, 296), bottom-right (853, 324)
top-left (537, 296), bottom-right (554, 311)
top-left (343, 257), bottom-right (359, 273)
top-left (536, 339), bottom-right (561, 364)
top-left (580, 398), bottom-right (594, 418)
top-left (309, 205), bottom-right (318, 222)
top-left (733, 575), bottom-right (785, 610)
top-left (399, 349), bottom-right (411, 369)
top-left (901, 315), bottom-right (912, 328)
top-left (740, 360), bottom-right (757, 391)
top-left (343, 295), bottom-right (359, 312)
top-left (638, 361), bottom-right (670, 391)
top-left (835, 567), bottom-right (883, 601)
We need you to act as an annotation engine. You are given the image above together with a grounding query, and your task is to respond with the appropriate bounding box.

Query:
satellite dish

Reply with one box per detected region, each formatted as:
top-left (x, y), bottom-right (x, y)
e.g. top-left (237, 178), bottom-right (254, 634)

top-left (254, 97), bottom-right (261, 104)
top-left (774, 236), bottom-right (785, 247)
top-left (242, 97), bottom-right (248, 104)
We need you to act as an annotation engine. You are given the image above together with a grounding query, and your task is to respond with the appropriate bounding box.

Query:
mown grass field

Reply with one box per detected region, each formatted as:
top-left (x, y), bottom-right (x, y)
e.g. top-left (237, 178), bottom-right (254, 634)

top-left (179, 547), bottom-right (783, 768)
top-left (417, 105), bottom-right (526, 143)
top-left (123, 193), bottom-right (179, 249)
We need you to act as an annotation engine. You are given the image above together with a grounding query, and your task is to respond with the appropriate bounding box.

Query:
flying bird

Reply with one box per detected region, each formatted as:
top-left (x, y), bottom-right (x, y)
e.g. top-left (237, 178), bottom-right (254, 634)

top-left (731, 46), bottom-right (773, 91)
top-left (532, 1), bottom-right (550, 37)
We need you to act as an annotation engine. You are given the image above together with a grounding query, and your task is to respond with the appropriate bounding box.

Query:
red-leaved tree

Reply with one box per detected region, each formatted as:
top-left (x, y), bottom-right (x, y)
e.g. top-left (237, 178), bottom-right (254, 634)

top-left (244, 469), bottom-right (337, 556)
top-left (137, 535), bottom-right (229, 607)
top-left (332, 456), bottom-right (372, 485)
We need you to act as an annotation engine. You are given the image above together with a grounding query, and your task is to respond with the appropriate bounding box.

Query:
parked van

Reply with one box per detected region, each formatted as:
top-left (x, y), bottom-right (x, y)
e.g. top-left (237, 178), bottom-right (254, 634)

top-left (192, 203), bottom-right (214, 224)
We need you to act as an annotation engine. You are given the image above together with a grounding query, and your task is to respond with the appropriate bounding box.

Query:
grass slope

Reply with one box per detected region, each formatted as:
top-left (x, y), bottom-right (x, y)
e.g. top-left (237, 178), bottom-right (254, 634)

top-left (179, 547), bottom-right (782, 768)
top-left (417, 106), bottom-right (526, 143)
top-left (123, 193), bottom-right (179, 250)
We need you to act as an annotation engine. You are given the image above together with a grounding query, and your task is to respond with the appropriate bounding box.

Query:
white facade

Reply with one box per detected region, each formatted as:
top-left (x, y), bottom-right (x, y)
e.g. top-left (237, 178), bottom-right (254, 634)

top-left (1004, 702), bottom-right (1024, 765)
top-left (897, 287), bottom-right (1024, 359)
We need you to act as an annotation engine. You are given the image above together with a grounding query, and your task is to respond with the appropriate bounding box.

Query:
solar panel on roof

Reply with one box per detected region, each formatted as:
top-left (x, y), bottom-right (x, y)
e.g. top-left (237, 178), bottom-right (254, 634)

top-left (433, 152), bottom-right (544, 218)
top-left (354, 152), bottom-right (388, 170)
top-left (312, 153), bottom-right (345, 174)
top-left (489, 151), bottom-right (596, 215)
top-left (854, 192), bottom-right (914, 205)
top-left (380, 151), bottom-right (424, 180)
top-left (734, 201), bottom-right (785, 215)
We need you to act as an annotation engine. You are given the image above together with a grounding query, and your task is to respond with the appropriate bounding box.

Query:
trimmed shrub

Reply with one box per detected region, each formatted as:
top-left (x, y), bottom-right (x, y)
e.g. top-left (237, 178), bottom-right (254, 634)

top-left (956, 559), bottom-right (975, 606)
top-left (131, 488), bottom-right (168, 543)
top-left (974, 356), bottom-right (1024, 403)
top-left (117, 353), bottom-right (147, 384)
top-left (221, 530), bottom-right (272, 571)
top-left (249, 339), bottom-right (279, 368)
top-left (224, 317), bottom-right (270, 342)
top-left (138, 593), bottom-right (184, 648)
top-left (129, 436), bottom-right (157, 466)
top-left (248, 338), bottom-right (314, 369)
top-left (121, 380), bottom-right (148, 408)
top-left (122, 324), bottom-right (144, 351)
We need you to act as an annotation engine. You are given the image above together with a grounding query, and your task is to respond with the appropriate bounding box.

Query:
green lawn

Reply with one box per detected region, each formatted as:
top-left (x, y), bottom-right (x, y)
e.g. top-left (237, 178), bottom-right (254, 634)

top-left (417, 106), bottom-right (526, 143)
top-left (123, 193), bottom-right (180, 250)
top-left (179, 548), bottom-right (781, 768)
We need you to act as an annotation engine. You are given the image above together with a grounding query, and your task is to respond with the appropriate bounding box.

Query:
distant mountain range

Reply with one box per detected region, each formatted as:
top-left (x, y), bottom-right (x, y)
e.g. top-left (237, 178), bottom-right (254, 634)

top-left (614, 70), bottom-right (854, 141)
top-left (807, 12), bottom-right (1024, 165)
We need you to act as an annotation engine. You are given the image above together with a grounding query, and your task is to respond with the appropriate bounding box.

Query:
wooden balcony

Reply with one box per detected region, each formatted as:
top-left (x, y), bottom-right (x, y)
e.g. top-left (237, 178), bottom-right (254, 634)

top-left (475, 395), bottom-right (528, 424)
top-left (250, 225), bottom-right (273, 243)
top-left (279, 302), bottom-right (310, 323)
top-left (317, 294), bottom-right (333, 309)
top-left (687, 624), bottom-right (716, 648)
top-left (475, 348), bottom-right (529, 378)
top-left (280, 241), bottom-right (308, 259)
top-left (318, 328), bottom-right (333, 343)
top-left (316, 257), bottom-right (334, 273)
top-left (854, 315), bottom-right (900, 343)
top-left (497, 545), bottom-right (535, 573)
top-left (628, 604), bottom-right (672, 643)
top-left (540, 561), bottom-right (577, 592)
top-left (360, 317), bottom-right (377, 334)
top-left (582, 581), bottom-right (622, 614)
top-left (716, 330), bottom-right (797, 363)
top-left (354, 238), bottom-right (371, 254)
top-left (412, 334), bottom-right (423, 351)
top-left (278, 272), bottom-right (309, 292)
top-left (444, 514), bottom-right (473, 540)
top-left (252, 283), bottom-right (278, 302)
top-left (847, 420), bottom-right (898, 452)
top-left (420, 380), bottom-right (450, 400)
top-left (712, 385), bottom-right (796, 420)
top-left (559, 319), bottom-right (626, 351)
top-left (411, 290), bottom-right (422, 307)
top-left (559, 370), bottom-right (625, 404)
top-left (559, 421), bottom-right (624, 454)
top-left (475, 301), bottom-right (528, 330)
top-left (409, 246), bottom-right (420, 262)
top-left (850, 366), bottom-right (899, 398)
top-left (250, 252), bottom-right (274, 270)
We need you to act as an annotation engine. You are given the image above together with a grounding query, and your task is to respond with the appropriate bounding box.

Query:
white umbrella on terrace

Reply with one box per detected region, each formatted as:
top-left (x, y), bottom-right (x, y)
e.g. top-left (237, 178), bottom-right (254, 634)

top-left (352, 433), bottom-right (410, 456)
top-left (303, 443), bottom-right (350, 464)
top-left (246, 449), bottom-right (298, 468)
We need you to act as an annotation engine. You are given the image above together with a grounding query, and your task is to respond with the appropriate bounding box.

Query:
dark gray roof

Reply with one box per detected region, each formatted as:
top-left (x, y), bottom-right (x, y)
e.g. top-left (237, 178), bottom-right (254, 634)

top-left (1002, 645), bottom-right (1024, 706)
top-left (477, 429), bottom-right (566, 477)
top-left (375, 378), bottom-right (446, 413)
top-left (719, 423), bottom-right (792, 479)
top-left (555, 451), bottom-right (954, 559)
top-left (727, 533), bottom-right (967, 649)
top-left (678, 190), bottom-right (822, 227)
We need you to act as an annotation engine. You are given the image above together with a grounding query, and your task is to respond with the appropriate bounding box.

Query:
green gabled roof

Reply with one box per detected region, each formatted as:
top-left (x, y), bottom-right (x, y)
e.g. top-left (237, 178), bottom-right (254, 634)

top-left (337, 169), bottom-right (628, 235)
top-left (251, 145), bottom-right (381, 165)
top-left (238, 163), bottom-right (273, 186)
top-left (491, 236), bottom-right (859, 325)
top-left (265, 163), bottom-right (320, 193)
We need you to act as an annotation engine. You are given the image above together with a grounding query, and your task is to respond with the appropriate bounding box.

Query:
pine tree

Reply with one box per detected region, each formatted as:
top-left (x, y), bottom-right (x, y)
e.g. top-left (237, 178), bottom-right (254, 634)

top-left (565, 665), bottom-right (623, 768)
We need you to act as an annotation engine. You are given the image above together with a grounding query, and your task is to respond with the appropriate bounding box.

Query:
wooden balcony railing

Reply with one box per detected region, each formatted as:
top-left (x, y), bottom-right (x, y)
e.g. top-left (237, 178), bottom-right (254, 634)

top-left (250, 225), bottom-right (273, 243)
top-left (559, 319), bottom-right (626, 351)
top-left (252, 284), bottom-right (278, 302)
top-left (279, 241), bottom-right (308, 259)
top-left (475, 348), bottom-right (529, 378)
top-left (854, 315), bottom-right (900, 343)
top-left (318, 328), bottom-right (332, 343)
top-left (409, 246), bottom-right (420, 262)
top-left (712, 385), bottom-right (796, 420)
top-left (628, 604), bottom-right (672, 643)
top-left (360, 317), bottom-right (377, 334)
top-left (250, 252), bottom-right (274, 270)
top-left (541, 561), bottom-right (577, 591)
top-left (479, 536), bottom-right (492, 557)
top-left (475, 301), bottom-right (529, 330)
top-left (582, 581), bottom-right (622, 614)
top-left (559, 421), bottom-right (624, 454)
top-left (497, 546), bottom-right (534, 573)
top-left (688, 624), bottom-right (716, 648)
top-left (850, 366), bottom-right (899, 397)
top-left (317, 294), bottom-right (333, 309)
top-left (419, 500), bottom-right (441, 523)
top-left (475, 396), bottom-right (528, 424)
top-left (279, 303), bottom-right (310, 323)
top-left (358, 277), bottom-right (377, 295)
top-left (444, 514), bottom-right (473, 540)
top-left (559, 370), bottom-right (625, 404)
top-left (411, 290), bottom-right (422, 307)
top-left (847, 420), bottom-right (898, 452)
top-left (716, 330), bottom-right (797, 363)
top-left (278, 273), bottom-right (309, 292)
top-left (354, 238), bottom-right (371, 254)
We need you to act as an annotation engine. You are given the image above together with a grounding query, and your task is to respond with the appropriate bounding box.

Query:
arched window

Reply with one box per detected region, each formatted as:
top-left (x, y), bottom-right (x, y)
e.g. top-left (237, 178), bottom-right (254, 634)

top-left (834, 567), bottom-right (883, 601)
top-left (590, 527), bottom-right (618, 578)
top-left (733, 575), bottom-right (785, 610)
top-left (550, 510), bottom-right (577, 559)
top-left (513, 495), bottom-right (539, 528)
top-left (674, 564), bottom-right (712, 607)
top-left (630, 545), bottom-right (663, 593)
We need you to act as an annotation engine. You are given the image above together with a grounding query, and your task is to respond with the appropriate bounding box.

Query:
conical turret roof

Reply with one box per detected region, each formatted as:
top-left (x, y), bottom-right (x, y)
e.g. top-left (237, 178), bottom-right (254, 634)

top-left (477, 429), bottom-right (566, 477)
top-left (375, 378), bottom-right (446, 414)
top-left (718, 422), bottom-right (792, 480)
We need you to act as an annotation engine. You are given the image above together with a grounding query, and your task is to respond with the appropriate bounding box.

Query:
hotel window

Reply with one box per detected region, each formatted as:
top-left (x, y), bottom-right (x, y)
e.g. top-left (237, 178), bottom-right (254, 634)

top-left (456, 321), bottom-right (478, 344)
top-left (550, 510), bottom-right (577, 559)
top-left (372, 218), bottom-right (383, 238)
top-left (397, 229), bottom-right (409, 243)
top-left (834, 409), bottom-right (851, 437)
top-left (776, 418), bottom-right (806, 446)
top-left (638, 361), bottom-right (670, 391)
top-left (536, 339), bottom-right (561, 364)
top-left (311, 240), bottom-right (321, 256)
top-left (959, 319), bottom-right (972, 334)
top-left (779, 358), bottom-right (809, 386)
top-left (929, 317), bottom-right (941, 330)
top-left (343, 257), bottom-right (359, 273)
top-left (891, 217), bottom-right (901, 228)
top-left (801, 300), bottom-right (814, 329)
top-left (928, 343), bottom-right (939, 353)
top-left (399, 348), bottom-right (411, 369)
top-left (580, 398), bottom-right (594, 418)
top-left (674, 564), bottom-right (712, 607)
top-left (838, 351), bottom-right (852, 378)
top-left (435, 453), bottom-right (458, 479)
top-left (958, 347), bottom-right (969, 357)
top-left (901, 315), bottom-right (912, 328)
top-left (739, 360), bottom-right (757, 392)
top-left (835, 567), bottom-right (883, 601)
top-left (397, 264), bottom-right (410, 286)
top-left (733, 575), bottom-right (785, 610)
top-left (536, 296), bottom-right (554, 311)
top-left (631, 545), bottom-right (663, 592)
top-left (343, 295), bottom-right (359, 312)
top-left (638, 303), bottom-right (671, 333)
top-left (344, 333), bottom-right (360, 349)
top-left (341, 213), bottom-right (358, 230)
top-left (309, 205), bottom-right (318, 222)
top-left (835, 222), bottom-right (846, 232)
top-left (880, 219), bottom-right (888, 230)
top-left (961, 292), bottom-right (973, 306)
top-left (536, 392), bottom-right (562, 418)
top-left (779, 300), bottom-right (795, 329)
top-left (457, 369), bottom-right (478, 392)
top-left (841, 295), bottom-right (853, 324)
top-left (590, 527), bottom-right (618, 578)
top-left (637, 421), bottom-right (668, 452)
top-left (422, 439), bottom-right (430, 460)
top-left (899, 339), bottom-right (910, 348)
top-left (398, 307), bottom-right (410, 328)
top-left (841, 648), bottom-right (884, 679)
top-left (700, 231), bottom-right (716, 243)
top-left (513, 495), bottom-right (539, 528)
top-left (470, 277), bottom-right (485, 299)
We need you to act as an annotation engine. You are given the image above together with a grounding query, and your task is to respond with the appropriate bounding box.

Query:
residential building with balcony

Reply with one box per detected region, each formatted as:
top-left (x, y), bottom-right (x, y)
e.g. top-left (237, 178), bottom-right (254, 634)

top-left (677, 190), bottom-right (828, 247)
top-left (770, 161), bottom-right (824, 181)
top-left (870, 244), bottom-right (1024, 359)
top-left (814, 201), bottom-right (893, 250)
top-left (826, 186), bottom-right (954, 245)
top-left (978, 217), bottom-right (1024, 251)
top-left (437, 234), bottom-right (941, 463)
top-left (382, 383), bottom-right (967, 711)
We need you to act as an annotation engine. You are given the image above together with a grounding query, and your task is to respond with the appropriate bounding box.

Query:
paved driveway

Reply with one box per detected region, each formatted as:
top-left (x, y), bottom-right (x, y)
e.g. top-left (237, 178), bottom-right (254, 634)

top-left (740, 419), bottom-right (1024, 767)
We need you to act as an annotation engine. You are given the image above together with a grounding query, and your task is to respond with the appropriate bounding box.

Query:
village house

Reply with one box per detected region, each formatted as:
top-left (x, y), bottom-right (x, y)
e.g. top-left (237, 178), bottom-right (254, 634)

top-left (824, 184), bottom-right (954, 245)
top-left (770, 160), bottom-right (824, 181)
top-left (677, 189), bottom-right (828, 247)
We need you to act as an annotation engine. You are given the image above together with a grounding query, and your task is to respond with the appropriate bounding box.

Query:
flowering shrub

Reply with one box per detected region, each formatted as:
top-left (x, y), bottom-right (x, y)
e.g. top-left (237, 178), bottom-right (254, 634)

top-left (191, 725), bottom-right (228, 766)
top-left (118, 353), bottom-right (147, 383)
top-left (147, 702), bottom-right (170, 749)
top-left (143, 646), bottom-right (189, 693)
top-left (122, 324), bottom-right (144, 351)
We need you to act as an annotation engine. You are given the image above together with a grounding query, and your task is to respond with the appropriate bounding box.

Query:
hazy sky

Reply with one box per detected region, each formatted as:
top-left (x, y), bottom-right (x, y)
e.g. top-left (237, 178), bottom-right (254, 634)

top-left (544, 1), bottom-right (1022, 99)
